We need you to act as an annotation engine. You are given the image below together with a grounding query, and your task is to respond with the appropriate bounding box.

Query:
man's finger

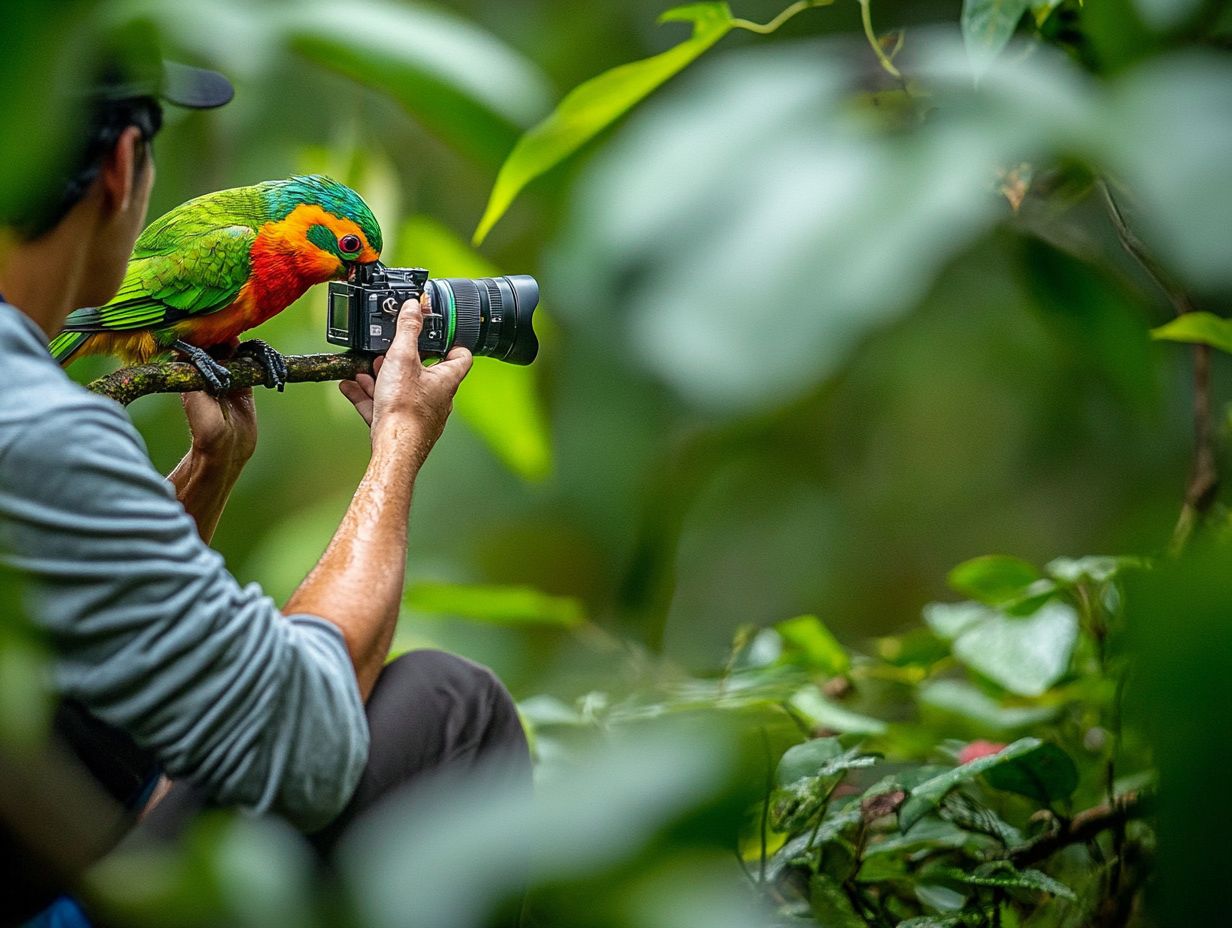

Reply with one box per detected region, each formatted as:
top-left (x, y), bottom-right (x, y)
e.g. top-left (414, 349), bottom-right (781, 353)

top-left (433, 347), bottom-right (473, 390)
top-left (388, 298), bottom-right (424, 362)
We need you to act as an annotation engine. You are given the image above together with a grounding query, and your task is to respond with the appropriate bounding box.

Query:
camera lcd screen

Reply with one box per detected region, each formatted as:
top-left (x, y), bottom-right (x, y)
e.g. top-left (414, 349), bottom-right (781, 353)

top-left (330, 292), bottom-right (350, 333)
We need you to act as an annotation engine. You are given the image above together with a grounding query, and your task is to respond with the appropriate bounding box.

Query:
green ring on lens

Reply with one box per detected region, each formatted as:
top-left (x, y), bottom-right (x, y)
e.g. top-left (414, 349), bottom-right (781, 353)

top-left (437, 280), bottom-right (457, 348)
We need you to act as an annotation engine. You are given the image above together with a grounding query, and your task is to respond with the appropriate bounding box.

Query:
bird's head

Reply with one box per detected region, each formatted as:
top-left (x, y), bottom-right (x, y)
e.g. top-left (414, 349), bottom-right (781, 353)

top-left (267, 175), bottom-right (384, 283)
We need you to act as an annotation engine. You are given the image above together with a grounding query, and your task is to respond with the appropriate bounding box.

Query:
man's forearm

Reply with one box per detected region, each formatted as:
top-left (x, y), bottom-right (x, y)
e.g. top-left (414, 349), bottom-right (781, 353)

top-left (283, 425), bottom-right (425, 700)
top-left (168, 451), bottom-right (245, 545)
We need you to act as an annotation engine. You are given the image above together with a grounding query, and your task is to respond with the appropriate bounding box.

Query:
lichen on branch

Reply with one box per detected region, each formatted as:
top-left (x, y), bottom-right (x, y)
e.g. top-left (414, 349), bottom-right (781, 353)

top-left (86, 353), bottom-right (374, 406)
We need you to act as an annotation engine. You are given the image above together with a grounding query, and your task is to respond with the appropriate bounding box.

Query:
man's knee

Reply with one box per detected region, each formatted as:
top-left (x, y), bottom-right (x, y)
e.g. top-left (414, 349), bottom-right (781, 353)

top-left (374, 650), bottom-right (527, 763)
top-left (383, 649), bottom-right (511, 708)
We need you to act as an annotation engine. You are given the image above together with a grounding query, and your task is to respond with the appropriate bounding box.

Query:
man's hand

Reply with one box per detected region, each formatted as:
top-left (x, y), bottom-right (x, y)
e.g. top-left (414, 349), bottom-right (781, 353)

top-left (169, 388), bottom-right (258, 544)
top-left (182, 387), bottom-right (258, 469)
top-left (338, 295), bottom-right (472, 465)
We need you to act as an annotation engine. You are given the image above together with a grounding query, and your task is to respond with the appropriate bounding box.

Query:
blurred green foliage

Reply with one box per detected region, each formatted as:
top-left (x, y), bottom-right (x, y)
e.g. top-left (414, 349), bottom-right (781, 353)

top-left (4, 0), bottom-right (1232, 925)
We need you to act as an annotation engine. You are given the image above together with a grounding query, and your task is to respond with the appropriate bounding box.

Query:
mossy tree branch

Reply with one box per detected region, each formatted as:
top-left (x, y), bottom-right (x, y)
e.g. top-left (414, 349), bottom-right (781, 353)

top-left (86, 353), bottom-right (374, 406)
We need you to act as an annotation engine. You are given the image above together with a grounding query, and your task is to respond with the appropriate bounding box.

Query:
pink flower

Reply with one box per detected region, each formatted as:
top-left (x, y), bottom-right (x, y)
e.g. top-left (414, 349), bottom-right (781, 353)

top-left (959, 740), bottom-right (1006, 765)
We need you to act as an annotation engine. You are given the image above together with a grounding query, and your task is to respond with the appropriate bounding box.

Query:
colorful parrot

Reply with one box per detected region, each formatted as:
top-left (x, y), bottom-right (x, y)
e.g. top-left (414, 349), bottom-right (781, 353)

top-left (48, 174), bottom-right (382, 392)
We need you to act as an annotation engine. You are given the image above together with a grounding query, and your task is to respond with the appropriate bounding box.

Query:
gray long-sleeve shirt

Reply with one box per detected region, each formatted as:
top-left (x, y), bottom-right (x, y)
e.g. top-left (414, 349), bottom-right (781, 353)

top-left (0, 302), bottom-right (368, 831)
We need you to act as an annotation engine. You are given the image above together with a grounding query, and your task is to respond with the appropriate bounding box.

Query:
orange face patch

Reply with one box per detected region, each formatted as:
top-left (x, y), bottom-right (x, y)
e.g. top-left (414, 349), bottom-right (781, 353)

top-left (264, 203), bottom-right (381, 277)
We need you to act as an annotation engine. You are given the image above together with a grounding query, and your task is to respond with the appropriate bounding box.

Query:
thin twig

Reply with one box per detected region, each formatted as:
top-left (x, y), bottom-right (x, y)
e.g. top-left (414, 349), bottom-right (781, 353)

top-left (86, 353), bottom-right (374, 406)
top-left (730, 0), bottom-right (834, 35)
top-left (1006, 791), bottom-right (1152, 867)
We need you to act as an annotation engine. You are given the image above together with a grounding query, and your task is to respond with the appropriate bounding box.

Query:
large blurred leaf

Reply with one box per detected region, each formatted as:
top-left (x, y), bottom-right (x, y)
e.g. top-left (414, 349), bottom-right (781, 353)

top-left (918, 680), bottom-right (1060, 736)
top-left (133, 0), bottom-right (550, 166)
top-left (0, 2), bottom-right (99, 230)
top-left (472, 2), bottom-right (736, 243)
top-left (924, 600), bottom-right (1078, 696)
top-left (339, 723), bottom-right (765, 928)
top-left (961, 0), bottom-right (1031, 74)
top-left (406, 581), bottom-right (584, 628)
top-left (397, 215), bottom-right (551, 480)
top-left (1107, 54), bottom-right (1232, 294)
top-left (550, 37), bottom-right (1103, 413)
top-left (1151, 312), bottom-right (1232, 354)
top-left (285, 0), bottom-right (551, 163)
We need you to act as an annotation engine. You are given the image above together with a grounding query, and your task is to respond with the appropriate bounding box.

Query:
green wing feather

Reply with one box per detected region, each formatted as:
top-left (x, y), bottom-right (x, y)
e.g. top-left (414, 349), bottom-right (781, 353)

top-left (60, 185), bottom-right (270, 334)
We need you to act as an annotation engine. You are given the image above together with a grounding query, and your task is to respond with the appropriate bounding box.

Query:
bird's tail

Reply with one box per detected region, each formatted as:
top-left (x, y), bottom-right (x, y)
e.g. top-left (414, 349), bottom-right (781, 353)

top-left (48, 331), bottom-right (90, 366)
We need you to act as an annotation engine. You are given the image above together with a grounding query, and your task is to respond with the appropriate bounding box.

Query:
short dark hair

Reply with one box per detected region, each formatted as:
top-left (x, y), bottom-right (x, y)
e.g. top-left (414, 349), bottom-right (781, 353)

top-left (12, 95), bottom-right (163, 241)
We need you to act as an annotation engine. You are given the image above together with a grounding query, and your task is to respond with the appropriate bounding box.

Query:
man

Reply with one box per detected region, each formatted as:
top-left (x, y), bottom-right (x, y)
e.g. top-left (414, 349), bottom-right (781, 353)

top-left (0, 35), bottom-right (530, 927)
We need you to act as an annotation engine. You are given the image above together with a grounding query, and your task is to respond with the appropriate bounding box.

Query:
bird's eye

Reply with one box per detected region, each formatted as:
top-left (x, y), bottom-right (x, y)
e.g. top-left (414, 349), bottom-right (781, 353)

top-left (339, 234), bottom-right (362, 254)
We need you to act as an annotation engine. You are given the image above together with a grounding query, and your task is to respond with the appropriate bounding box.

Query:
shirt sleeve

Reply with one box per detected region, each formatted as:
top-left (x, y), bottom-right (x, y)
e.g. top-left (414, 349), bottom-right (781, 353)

top-left (0, 397), bottom-right (369, 832)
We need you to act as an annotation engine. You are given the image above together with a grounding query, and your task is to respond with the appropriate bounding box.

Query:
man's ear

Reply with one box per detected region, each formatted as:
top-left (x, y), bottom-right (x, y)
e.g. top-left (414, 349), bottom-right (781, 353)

top-left (98, 126), bottom-right (144, 216)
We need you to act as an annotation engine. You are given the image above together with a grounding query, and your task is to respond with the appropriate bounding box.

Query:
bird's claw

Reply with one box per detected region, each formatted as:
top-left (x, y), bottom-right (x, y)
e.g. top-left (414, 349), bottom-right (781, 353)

top-left (173, 340), bottom-right (232, 395)
top-left (236, 339), bottom-right (289, 392)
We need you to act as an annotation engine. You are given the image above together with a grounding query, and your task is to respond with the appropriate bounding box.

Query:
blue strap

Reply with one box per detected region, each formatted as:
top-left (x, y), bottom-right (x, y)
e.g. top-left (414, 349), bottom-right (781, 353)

top-left (23, 896), bottom-right (92, 928)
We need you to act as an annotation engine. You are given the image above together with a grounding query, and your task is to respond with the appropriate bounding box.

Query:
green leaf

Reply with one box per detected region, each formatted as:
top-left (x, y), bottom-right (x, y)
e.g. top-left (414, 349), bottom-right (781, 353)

top-left (397, 215), bottom-right (552, 480)
top-left (924, 601), bottom-right (1078, 697)
top-left (1133, 0), bottom-right (1203, 31)
top-left (284, 0), bottom-right (551, 164)
top-left (405, 582), bottom-right (585, 628)
top-left (777, 737), bottom-right (843, 787)
top-left (1030, 0), bottom-right (1066, 27)
top-left (791, 687), bottom-right (889, 736)
top-left (983, 741), bottom-right (1078, 802)
top-left (776, 614), bottom-right (851, 674)
top-left (918, 680), bottom-right (1061, 736)
top-left (899, 737), bottom-right (1043, 831)
top-left (809, 873), bottom-right (869, 928)
top-left (947, 555), bottom-right (1041, 604)
top-left (865, 817), bottom-right (972, 857)
top-left (937, 862), bottom-right (1076, 900)
top-left (897, 916), bottom-right (981, 928)
top-left (473, 2), bottom-right (735, 243)
top-left (1151, 312), bottom-right (1232, 355)
top-left (961, 0), bottom-right (1032, 74)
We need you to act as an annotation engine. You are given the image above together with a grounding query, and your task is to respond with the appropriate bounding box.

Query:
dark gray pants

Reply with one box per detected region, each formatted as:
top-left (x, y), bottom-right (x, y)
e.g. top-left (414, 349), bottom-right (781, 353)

top-left (3, 650), bottom-right (531, 925)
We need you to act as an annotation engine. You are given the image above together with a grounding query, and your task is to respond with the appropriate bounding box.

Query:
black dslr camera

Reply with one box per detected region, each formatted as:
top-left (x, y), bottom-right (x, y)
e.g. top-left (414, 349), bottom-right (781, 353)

top-left (326, 263), bottom-right (540, 364)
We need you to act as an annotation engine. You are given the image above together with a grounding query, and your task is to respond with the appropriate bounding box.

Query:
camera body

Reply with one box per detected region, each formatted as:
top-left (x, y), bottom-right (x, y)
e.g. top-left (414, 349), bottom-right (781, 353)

top-left (326, 262), bottom-right (540, 365)
top-left (326, 264), bottom-right (448, 356)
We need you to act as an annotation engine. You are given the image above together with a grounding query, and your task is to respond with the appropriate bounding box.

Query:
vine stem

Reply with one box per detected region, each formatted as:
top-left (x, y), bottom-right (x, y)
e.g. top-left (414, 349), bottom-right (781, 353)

top-left (730, 0), bottom-right (834, 35)
top-left (858, 0), bottom-right (902, 79)
top-left (1099, 178), bottom-right (1217, 548)
top-left (86, 353), bottom-right (373, 406)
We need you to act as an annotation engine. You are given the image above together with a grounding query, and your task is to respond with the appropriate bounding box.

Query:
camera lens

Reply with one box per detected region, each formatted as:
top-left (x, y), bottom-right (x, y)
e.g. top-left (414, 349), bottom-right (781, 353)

top-left (424, 275), bottom-right (540, 365)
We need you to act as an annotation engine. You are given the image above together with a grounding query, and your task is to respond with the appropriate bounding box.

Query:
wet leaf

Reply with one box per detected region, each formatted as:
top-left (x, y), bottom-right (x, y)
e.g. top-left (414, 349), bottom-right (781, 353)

top-left (899, 738), bottom-right (1043, 830)
top-left (809, 873), bottom-right (868, 928)
top-left (777, 737), bottom-right (843, 787)
top-left (925, 600), bottom-right (1078, 697)
top-left (983, 740), bottom-right (1078, 802)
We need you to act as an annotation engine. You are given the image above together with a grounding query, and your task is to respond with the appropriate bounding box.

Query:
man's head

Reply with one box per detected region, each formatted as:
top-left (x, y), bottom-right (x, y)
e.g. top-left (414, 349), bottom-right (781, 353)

top-left (0, 23), bottom-right (232, 319)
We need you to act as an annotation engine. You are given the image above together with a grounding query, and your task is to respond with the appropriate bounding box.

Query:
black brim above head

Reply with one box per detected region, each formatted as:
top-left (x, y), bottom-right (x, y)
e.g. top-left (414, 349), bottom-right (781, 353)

top-left (160, 60), bottom-right (234, 109)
